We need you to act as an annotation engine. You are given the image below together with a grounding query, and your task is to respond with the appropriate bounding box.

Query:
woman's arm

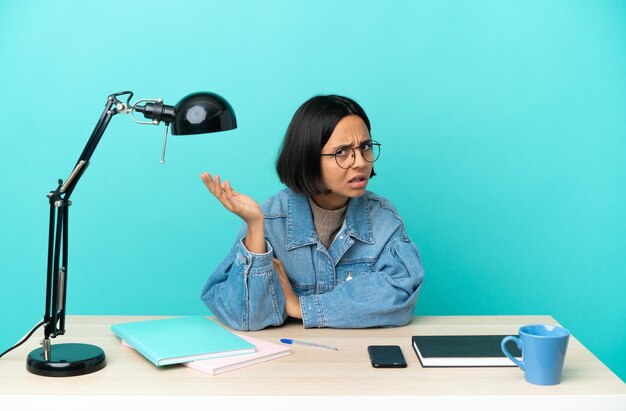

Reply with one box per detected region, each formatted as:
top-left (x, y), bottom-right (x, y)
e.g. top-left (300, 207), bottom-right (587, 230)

top-left (199, 173), bottom-right (287, 330)
top-left (200, 231), bottom-right (289, 331)
top-left (298, 235), bottom-right (424, 328)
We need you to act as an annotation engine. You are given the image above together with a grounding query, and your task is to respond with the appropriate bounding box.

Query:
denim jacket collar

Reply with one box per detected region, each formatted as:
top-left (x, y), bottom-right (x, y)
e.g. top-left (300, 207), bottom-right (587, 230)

top-left (286, 191), bottom-right (374, 250)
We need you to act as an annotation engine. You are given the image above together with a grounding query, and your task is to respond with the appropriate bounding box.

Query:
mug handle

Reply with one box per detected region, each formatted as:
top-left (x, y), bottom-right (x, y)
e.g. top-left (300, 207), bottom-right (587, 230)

top-left (501, 336), bottom-right (525, 370)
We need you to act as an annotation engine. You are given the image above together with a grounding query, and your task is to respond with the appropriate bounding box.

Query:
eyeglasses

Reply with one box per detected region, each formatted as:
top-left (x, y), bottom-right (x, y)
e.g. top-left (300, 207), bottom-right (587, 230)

top-left (320, 140), bottom-right (381, 169)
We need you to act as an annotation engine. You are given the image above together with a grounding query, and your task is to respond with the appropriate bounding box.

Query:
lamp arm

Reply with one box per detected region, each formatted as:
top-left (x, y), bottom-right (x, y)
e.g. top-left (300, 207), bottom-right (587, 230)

top-left (42, 92), bottom-right (132, 344)
top-left (62, 92), bottom-right (133, 199)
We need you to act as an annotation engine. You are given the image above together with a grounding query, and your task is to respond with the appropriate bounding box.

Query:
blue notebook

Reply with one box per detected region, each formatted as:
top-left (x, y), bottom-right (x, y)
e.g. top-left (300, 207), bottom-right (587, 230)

top-left (111, 316), bottom-right (256, 366)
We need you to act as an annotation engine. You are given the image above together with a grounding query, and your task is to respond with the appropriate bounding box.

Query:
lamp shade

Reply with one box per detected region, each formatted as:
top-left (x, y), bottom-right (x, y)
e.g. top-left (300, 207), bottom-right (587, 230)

top-left (172, 92), bottom-right (237, 135)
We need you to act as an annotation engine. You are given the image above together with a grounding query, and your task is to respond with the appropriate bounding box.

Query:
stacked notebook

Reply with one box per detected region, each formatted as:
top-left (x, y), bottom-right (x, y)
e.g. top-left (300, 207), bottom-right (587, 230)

top-left (412, 334), bottom-right (522, 367)
top-left (112, 316), bottom-right (290, 374)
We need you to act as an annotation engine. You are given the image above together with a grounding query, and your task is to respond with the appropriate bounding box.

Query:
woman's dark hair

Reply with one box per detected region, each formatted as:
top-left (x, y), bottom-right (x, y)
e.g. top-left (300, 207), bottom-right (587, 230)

top-left (276, 94), bottom-right (374, 196)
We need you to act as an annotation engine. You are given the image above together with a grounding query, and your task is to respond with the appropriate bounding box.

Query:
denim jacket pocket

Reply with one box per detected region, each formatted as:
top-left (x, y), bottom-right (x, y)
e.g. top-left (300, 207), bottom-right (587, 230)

top-left (336, 261), bottom-right (375, 284)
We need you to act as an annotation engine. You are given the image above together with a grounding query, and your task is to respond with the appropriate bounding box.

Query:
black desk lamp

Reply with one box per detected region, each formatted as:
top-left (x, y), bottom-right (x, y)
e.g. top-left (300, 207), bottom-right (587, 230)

top-left (25, 91), bottom-right (237, 377)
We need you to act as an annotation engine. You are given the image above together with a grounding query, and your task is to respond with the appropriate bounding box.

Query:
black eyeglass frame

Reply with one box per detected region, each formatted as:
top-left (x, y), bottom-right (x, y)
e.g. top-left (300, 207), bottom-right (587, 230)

top-left (320, 140), bottom-right (381, 169)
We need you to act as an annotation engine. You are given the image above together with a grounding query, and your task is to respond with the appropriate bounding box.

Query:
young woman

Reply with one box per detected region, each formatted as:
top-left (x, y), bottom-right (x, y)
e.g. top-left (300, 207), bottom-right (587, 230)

top-left (200, 95), bottom-right (424, 331)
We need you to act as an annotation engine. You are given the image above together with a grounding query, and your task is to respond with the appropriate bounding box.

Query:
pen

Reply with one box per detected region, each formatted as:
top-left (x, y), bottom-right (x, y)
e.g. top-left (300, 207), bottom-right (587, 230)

top-left (280, 338), bottom-right (338, 350)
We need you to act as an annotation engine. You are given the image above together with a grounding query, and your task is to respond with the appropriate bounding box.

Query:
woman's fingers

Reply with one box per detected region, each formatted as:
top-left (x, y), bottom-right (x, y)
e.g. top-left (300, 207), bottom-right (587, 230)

top-left (201, 172), bottom-right (234, 210)
top-left (273, 258), bottom-right (301, 318)
top-left (200, 172), bottom-right (216, 193)
top-left (222, 180), bottom-right (240, 208)
top-left (274, 259), bottom-right (293, 293)
top-left (273, 258), bottom-right (283, 275)
top-left (214, 174), bottom-right (223, 196)
top-left (201, 173), bottom-right (223, 204)
top-left (200, 172), bottom-right (224, 197)
top-left (273, 258), bottom-right (284, 272)
top-left (200, 172), bottom-right (263, 222)
top-left (221, 180), bottom-right (242, 211)
top-left (274, 259), bottom-right (286, 282)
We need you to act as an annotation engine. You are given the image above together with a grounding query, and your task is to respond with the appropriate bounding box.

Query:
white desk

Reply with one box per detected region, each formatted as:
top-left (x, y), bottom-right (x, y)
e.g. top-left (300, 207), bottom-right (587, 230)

top-left (1, 315), bottom-right (624, 410)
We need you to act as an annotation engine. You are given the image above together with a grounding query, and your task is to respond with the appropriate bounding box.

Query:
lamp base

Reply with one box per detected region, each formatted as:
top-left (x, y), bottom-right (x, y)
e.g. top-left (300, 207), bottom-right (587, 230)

top-left (27, 343), bottom-right (106, 377)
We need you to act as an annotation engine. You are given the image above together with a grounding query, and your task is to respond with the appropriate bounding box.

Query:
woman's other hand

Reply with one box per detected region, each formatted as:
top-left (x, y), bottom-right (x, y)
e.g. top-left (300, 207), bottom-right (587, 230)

top-left (273, 258), bottom-right (302, 319)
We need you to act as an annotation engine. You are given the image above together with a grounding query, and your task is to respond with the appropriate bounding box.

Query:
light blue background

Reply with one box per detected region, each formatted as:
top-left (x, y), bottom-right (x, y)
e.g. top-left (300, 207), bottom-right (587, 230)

top-left (1, 1), bottom-right (624, 382)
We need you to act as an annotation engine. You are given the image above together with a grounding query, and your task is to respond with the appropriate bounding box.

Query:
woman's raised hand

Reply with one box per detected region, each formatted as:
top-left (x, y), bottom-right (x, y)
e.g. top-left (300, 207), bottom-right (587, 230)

top-left (200, 172), bottom-right (263, 225)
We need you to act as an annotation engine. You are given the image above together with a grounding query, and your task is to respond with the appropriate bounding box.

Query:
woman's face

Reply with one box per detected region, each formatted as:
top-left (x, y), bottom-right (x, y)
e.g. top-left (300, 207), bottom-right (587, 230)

top-left (313, 115), bottom-right (373, 210)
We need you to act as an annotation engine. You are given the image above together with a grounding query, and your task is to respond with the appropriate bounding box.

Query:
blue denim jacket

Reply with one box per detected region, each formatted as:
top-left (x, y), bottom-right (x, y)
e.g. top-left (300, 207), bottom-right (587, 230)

top-left (201, 189), bottom-right (424, 331)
